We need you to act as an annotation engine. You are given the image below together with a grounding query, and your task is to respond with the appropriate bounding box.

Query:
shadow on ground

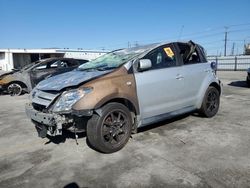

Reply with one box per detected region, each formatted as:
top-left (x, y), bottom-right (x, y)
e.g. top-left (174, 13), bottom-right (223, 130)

top-left (45, 112), bottom-right (198, 145)
top-left (45, 130), bottom-right (86, 145)
top-left (228, 81), bottom-right (249, 88)
top-left (137, 112), bottom-right (195, 133)
top-left (44, 112), bottom-right (200, 153)
top-left (63, 182), bottom-right (80, 188)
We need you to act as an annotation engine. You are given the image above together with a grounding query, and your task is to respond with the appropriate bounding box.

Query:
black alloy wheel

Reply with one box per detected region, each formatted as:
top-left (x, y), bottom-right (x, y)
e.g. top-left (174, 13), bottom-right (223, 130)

top-left (87, 102), bottom-right (132, 153)
top-left (101, 110), bottom-right (130, 147)
top-left (199, 86), bottom-right (220, 118)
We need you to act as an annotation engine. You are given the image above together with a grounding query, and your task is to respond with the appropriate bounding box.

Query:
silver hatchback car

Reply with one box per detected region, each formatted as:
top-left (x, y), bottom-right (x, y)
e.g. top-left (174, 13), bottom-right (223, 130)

top-left (26, 41), bottom-right (222, 153)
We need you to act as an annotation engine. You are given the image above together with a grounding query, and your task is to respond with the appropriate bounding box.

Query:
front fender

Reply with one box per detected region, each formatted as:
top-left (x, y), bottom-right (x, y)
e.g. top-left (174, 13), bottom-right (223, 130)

top-left (72, 67), bottom-right (139, 114)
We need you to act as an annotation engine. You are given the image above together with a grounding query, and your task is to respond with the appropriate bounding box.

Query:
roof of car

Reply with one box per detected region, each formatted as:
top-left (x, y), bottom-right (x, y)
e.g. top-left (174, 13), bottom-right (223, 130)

top-left (114, 41), bottom-right (198, 55)
top-left (40, 57), bottom-right (79, 61)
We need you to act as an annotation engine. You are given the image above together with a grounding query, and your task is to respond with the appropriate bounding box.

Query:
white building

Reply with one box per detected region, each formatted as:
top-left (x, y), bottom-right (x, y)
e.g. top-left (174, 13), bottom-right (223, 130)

top-left (0, 48), bottom-right (107, 71)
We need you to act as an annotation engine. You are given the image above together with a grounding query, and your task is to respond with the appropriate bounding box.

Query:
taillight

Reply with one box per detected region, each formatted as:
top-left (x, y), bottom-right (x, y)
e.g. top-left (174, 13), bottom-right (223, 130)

top-left (211, 62), bottom-right (217, 71)
top-left (210, 62), bottom-right (217, 75)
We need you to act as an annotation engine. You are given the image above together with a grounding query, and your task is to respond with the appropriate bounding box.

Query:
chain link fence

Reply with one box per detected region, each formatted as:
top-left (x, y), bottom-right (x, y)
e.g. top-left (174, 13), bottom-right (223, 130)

top-left (207, 56), bottom-right (250, 71)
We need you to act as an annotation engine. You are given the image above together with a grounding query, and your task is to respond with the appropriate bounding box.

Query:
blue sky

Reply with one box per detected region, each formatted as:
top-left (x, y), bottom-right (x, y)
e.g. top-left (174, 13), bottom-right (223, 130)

top-left (0, 0), bottom-right (250, 55)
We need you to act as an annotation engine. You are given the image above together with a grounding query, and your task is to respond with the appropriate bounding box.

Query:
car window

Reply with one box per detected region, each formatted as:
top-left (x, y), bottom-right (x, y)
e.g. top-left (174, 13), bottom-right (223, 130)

top-left (185, 49), bottom-right (201, 64)
top-left (178, 43), bottom-right (202, 65)
top-left (34, 64), bottom-right (47, 70)
top-left (67, 59), bottom-right (87, 67)
top-left (197, 45), bottom-right (207, 62)
top-left (77, 60), bottom-right (88, 65)
top-left (67, 60), bottom-right (79, 67)
top-left (143, 45), bottom-right (177, 70)
top-left (50, 60), bottom-right (69, 68)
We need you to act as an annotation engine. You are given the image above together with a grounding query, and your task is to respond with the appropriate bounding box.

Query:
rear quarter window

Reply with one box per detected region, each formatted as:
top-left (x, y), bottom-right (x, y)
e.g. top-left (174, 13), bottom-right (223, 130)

top-left (197, 46), bottom-right (208, 62)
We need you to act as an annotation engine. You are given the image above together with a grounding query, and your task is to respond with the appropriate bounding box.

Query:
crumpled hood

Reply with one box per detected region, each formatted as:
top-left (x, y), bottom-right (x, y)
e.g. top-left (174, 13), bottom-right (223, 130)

top-left (36, 69), bottom-right (112, 91)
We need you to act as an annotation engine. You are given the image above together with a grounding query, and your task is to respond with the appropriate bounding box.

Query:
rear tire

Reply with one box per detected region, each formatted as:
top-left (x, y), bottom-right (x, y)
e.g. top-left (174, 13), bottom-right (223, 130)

top-left (7, 83), bottom-right (23, 96)
top-left (199, 86), bottom-right (220, 118)
top-left (86, 102), bottom-right (132, 153)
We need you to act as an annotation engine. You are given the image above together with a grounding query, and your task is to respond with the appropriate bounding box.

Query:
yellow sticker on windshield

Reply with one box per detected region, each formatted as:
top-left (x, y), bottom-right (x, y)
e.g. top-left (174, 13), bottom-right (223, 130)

top-left (164, 47), bottom-right (174, 58)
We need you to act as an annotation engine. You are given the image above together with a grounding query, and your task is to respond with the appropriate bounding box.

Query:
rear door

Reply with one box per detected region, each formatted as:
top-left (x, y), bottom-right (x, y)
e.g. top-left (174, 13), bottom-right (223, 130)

top-left (134, 44), bottom-right (185, 122)
top-left (177, 43), bottom-right (211, 106)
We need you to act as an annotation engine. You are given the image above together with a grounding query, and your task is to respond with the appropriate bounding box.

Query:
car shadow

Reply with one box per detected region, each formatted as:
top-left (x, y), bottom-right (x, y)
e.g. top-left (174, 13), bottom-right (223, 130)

top-left (45, 130), bottom-right (86, 145)
top-left (63, 182), bottom-right (80, 188)
top-left (0, 91), bottom-right (27, 96)
top-left (228, 81), bottom-right (249, 88)
top-left (45, 112), bottom-right (201, 148)
top-left (0, 91), bottom-right (9, 96)
top-left (137, 112), bottom-right (193, 133)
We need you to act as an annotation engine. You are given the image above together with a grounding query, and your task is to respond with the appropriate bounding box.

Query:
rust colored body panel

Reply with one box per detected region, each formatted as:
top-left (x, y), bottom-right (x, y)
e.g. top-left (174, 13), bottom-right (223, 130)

top-left (0, 75), bottom-right (15, 85)
top-left (72, 66), bottom-right (139, 114)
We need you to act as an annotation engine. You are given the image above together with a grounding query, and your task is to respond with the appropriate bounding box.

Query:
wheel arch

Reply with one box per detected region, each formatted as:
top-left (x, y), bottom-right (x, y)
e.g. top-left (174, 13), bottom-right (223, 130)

top-left (8, 80), bottom-right (28, 89)
top-left (209, 82), bottom-right (221, 95)
top-left (96, 97), bottom-right (138, 116)
top-left (196, 80), bottom-right (221, 109)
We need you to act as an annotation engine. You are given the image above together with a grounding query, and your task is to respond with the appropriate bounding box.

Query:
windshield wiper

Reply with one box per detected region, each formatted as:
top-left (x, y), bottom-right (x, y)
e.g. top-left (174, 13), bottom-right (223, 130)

top-left (79, 67), bottom-right (98, 71)
top-left (79, 64), bottom-right (112, 71)
top-left (96, 66), bottom-right (117, 71)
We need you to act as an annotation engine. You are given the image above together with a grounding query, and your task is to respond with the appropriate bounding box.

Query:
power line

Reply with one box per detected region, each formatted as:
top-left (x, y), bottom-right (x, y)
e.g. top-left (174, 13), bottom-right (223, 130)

top-left (200, 40), bottom-right (223, 45)
top-left (226, 22), bottom-right (250, 27)
top-left (93, 23), bottom-right (250, 51)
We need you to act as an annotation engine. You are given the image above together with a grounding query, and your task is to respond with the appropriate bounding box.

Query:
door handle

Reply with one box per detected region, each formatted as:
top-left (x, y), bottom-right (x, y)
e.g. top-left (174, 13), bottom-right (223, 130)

top-left (176, 74), bottom-right (184, 80)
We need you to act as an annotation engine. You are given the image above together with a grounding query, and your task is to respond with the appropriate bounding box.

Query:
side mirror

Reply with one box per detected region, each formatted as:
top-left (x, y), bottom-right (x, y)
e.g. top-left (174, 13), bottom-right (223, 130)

top-left (138, 59), bottom-right (152, 72)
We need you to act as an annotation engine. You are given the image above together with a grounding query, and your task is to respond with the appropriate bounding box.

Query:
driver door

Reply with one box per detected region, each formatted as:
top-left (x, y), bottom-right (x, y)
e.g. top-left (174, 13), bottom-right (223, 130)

top-left (134, 44), bottom-right (185, 124)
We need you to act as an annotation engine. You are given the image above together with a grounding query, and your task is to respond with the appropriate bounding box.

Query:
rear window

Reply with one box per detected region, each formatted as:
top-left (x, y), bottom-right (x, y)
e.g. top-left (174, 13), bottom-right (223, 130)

top-left (197, 45), bottom-right (208, 62)
top-left (177, 43), bottom-right (206, 64)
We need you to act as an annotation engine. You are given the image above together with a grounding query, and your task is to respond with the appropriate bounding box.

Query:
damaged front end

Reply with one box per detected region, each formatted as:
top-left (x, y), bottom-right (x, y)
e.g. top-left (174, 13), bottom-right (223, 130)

top-left (25, 88), bottom-right (93, 138)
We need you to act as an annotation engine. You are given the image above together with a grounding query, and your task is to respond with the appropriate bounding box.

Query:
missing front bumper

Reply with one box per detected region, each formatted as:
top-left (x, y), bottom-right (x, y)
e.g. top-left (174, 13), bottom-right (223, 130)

top-left (25, 103), bottom-right (71, 137)
top-left (25, 103), bottom-right (93, 138)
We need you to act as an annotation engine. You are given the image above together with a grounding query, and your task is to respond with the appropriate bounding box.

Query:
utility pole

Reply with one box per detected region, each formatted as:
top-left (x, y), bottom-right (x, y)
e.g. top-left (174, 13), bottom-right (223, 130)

top-left (224, 27), bottom-right (228, 56)
top-left (128, 42), bottom-right (131, 48)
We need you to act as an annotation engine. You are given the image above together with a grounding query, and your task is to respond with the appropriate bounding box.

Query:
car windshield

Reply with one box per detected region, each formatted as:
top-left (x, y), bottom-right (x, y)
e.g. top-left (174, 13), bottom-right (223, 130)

top-left (21, 59), bottom-right (47, 71)
top-left (78, 50), bottom-right (140, 71)
top-left (21, 62), bottom-right (37, 70)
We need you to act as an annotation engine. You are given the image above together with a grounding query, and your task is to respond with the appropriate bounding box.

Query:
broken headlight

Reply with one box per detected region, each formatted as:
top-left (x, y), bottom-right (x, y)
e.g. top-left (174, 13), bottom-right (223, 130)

top-left (52, 88), bottom-right (92, 112)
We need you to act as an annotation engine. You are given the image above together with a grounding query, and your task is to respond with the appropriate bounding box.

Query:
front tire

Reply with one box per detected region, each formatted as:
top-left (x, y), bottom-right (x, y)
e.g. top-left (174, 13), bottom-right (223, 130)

top-left (199, 86), bottom-right (220, 118)
top-left (87, 102), bottom-right (132, 153)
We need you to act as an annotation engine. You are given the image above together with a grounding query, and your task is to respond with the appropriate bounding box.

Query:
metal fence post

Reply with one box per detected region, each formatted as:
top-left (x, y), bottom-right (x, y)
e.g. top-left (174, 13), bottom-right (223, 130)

top-left (234, 56), bottom-right (237, 71)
